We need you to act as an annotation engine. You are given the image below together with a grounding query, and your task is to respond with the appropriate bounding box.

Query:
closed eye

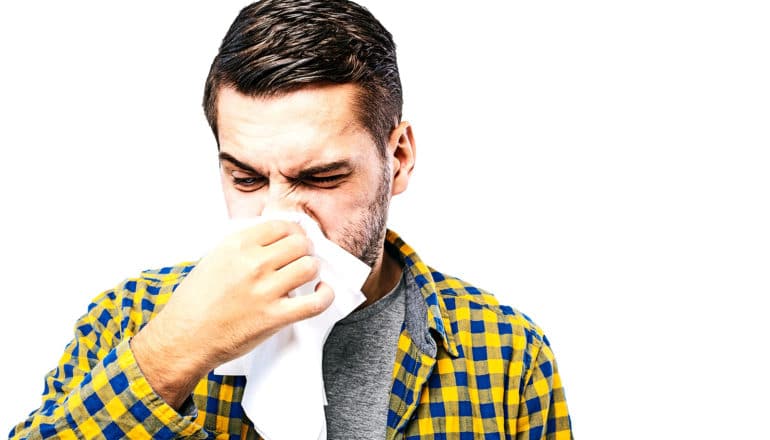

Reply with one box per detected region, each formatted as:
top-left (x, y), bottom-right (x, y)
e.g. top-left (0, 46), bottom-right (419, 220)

top-left (232, 174), bottom-right (267, 191)
top-left (298, 174), bottom-right (350, 189)
top-left (233, 176), bottom-right (262, 185)
top-left (305, 175), bottom-right (345, 184)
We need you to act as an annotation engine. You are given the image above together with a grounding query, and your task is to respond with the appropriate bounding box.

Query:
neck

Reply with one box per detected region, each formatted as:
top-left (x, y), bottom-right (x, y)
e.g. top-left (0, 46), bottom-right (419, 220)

top-left (359, 245), bottom-right (402, 309)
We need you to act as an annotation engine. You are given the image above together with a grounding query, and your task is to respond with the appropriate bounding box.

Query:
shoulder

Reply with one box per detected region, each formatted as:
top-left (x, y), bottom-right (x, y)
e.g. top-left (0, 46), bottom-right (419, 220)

top-left (433, 267), bottom-right (545, 337)
top-left (430, 267), bottom-right (550, 360)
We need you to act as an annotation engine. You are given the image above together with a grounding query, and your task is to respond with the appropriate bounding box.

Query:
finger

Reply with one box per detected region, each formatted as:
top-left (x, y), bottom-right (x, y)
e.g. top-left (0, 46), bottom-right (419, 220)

top-left (239, 220), bottom-right (305, 247)
top-left (258, 232), bottom-right (314, 271)
top-left (259, 255), bottom-right (320, 298)
top-left (276, 281), bottom-right (335, 324)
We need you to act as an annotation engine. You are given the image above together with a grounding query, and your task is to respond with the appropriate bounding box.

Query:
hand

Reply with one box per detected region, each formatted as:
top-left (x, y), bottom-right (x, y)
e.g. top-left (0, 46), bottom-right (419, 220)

top-left (131, 220), bottom-right (334, 408)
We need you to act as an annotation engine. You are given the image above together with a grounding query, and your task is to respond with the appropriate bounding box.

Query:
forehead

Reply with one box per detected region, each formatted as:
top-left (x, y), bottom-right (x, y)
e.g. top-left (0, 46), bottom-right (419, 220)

top-left (216, 84), bottom-right (370, 158)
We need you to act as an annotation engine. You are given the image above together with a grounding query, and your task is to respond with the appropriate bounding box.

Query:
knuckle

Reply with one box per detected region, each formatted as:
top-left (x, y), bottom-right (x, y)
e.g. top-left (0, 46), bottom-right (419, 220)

top-left (251, 259), bottom-right (269, 278)
top-left (248, 273), bottom-right (273, 297)
top-left (248, 250), bottom-right (271, 277)
top-left (248, 283), bottom-right (264, 299)
top-left (259, 305), bottom-right (280, 325)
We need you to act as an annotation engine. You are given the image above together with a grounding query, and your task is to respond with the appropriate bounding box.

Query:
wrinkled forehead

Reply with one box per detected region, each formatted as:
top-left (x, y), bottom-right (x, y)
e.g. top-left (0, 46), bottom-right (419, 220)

top-left (216, 84), bottom-right (376, 173)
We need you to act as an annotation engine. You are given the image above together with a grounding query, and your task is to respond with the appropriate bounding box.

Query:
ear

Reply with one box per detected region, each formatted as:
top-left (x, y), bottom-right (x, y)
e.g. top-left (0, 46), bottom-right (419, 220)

top-left (386, 121), bottom-right (416, 196)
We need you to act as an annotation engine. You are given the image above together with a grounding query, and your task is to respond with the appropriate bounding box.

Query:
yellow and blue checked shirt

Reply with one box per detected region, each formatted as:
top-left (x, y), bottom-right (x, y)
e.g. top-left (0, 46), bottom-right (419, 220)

top-left (10, 230), bottom-right (573, 439)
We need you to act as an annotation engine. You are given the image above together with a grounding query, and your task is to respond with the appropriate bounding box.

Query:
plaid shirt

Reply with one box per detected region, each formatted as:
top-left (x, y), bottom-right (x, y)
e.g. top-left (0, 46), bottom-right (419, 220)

top-left (10, 230), bottom-right (572, 439)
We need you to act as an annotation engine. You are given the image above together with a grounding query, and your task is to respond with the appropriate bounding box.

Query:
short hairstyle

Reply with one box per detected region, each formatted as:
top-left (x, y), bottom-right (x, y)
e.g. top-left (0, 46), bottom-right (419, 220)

top-left (203, 0), bottom-right (402, 156)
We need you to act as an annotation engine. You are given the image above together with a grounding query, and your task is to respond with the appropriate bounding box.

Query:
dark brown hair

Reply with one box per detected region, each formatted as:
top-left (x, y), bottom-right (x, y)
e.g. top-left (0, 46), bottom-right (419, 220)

top-left (203, 0), bottom-right (402, 156)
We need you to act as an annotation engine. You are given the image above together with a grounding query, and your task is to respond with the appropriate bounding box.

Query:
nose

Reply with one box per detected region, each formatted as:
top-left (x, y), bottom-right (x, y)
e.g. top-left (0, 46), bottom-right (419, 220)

top-left (261, 181), bottom-right (309, 216)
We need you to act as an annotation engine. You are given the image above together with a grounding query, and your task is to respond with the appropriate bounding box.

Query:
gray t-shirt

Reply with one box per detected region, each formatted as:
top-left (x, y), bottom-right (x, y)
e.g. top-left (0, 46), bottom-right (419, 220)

top-left (322, 270), bottom-right (406, 439)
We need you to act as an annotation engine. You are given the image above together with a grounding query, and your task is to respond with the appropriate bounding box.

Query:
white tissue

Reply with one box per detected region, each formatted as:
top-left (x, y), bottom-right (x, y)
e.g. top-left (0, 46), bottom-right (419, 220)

top-left (213, 211), bottom-right (369, 440)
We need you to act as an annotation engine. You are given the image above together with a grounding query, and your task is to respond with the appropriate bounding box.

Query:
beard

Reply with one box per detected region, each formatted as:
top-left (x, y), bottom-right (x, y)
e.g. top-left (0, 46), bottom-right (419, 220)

top-left (336, 162), bottom-right (391, 267)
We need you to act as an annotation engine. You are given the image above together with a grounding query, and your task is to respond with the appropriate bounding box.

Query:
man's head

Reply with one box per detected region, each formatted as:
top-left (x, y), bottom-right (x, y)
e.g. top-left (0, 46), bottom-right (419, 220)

top-left (205, 0), bottom-right (415, 268)
top-left (203, 0), bottom-right (402, 156)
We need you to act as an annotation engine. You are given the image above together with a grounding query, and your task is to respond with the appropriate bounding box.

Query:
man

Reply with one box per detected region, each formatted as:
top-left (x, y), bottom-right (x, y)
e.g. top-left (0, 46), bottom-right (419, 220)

top-left (10, 0), bottom-right (572, 438)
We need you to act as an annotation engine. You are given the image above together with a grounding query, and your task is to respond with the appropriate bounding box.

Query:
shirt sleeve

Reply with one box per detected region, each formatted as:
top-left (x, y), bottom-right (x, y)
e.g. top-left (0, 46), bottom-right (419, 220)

top-left (511, 335), bottom-right (574, 440)
top-left (9, 287), bottom-right (209, 439)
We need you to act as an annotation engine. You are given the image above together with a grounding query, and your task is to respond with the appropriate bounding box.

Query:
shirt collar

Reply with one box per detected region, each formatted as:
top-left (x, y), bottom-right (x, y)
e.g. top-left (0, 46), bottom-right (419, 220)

top-left (385, 229), bottom-right (460, 358)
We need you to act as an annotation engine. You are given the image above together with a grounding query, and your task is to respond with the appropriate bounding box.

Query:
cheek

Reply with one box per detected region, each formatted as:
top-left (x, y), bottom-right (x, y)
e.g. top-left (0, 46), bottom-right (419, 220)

top-left (308, 188), bottom-right (371, 239)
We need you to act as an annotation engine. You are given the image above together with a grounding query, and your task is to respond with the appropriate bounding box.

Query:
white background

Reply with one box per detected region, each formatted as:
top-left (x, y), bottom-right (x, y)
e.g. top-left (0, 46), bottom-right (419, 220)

top-left (1, 1), bottom-right (768, 438)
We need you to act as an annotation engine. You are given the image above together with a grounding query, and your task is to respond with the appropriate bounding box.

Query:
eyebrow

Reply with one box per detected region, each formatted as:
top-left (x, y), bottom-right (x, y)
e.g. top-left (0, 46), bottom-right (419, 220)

top-left (218, 152), bottom-right (352, 179)
top-left (219, 152), bottom-right (259, 174)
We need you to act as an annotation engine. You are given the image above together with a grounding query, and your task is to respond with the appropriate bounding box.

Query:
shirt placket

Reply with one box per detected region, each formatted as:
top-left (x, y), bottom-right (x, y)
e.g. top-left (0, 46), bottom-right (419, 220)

top-left (386, 329), bottom-right (437, 439)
